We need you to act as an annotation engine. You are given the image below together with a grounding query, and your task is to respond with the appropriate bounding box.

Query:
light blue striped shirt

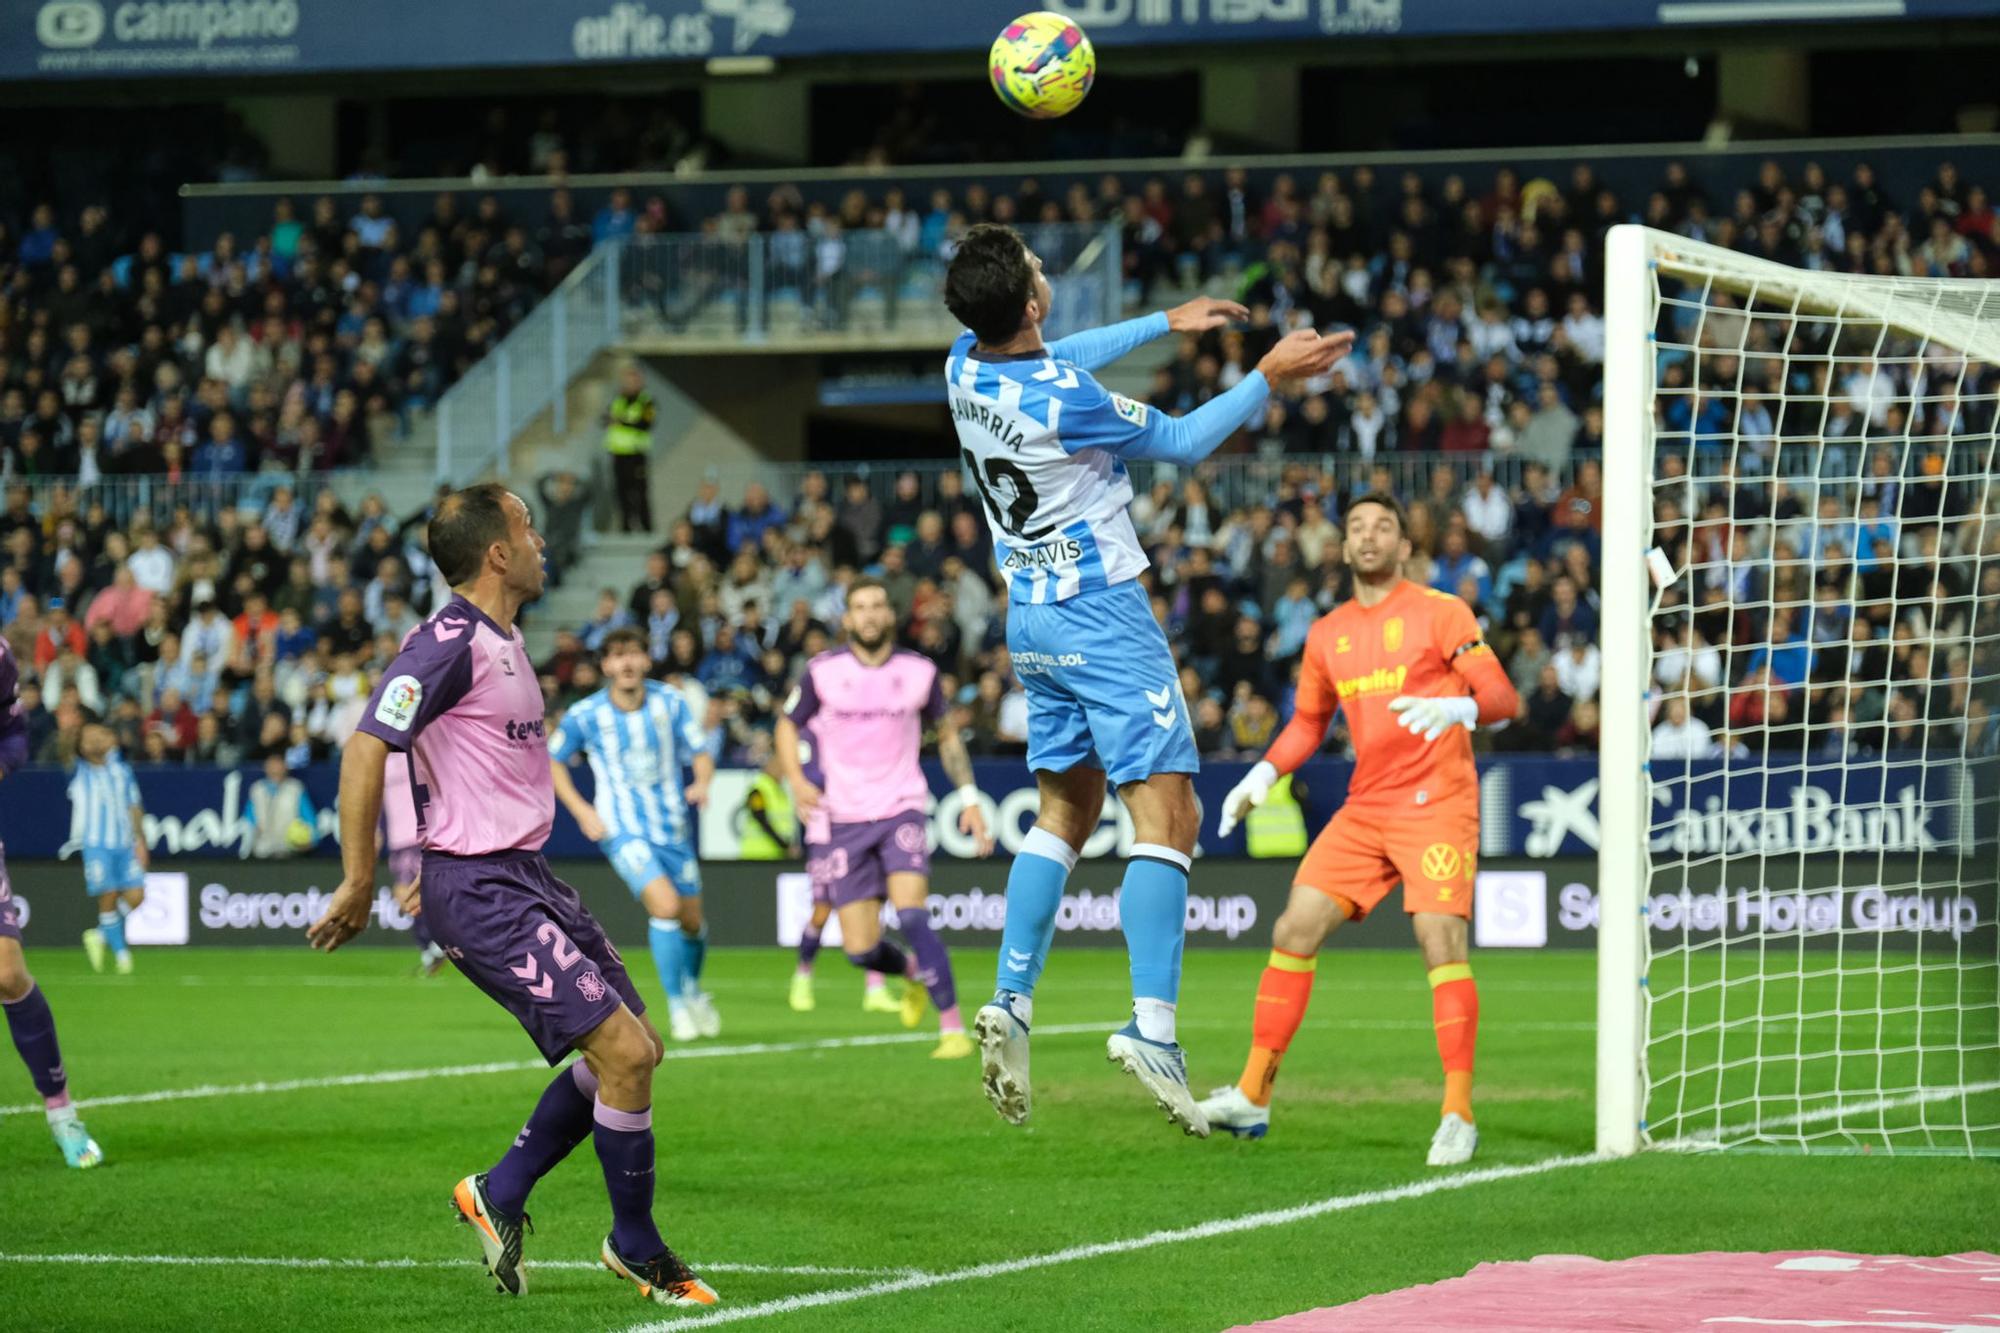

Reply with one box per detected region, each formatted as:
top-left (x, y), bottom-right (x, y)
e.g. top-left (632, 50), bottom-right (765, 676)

top-left (69, 753), bottom-right (141, 852)
top-left (549, 682), bottom-right (706, 844)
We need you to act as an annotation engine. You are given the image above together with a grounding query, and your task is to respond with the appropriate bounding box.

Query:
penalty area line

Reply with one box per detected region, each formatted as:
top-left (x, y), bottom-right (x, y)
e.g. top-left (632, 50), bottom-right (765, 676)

top-left (0, 1251), bottom-right (922, 1278)
top-left (620, 1152), bottom-right (1611, 1331)
top-left (0, 1023), bottom-right (1114, 1118)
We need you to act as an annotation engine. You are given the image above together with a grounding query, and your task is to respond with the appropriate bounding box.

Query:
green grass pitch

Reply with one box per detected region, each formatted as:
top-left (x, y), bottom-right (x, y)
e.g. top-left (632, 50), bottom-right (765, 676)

top-left (5, 945), bottom-right (1995, 1331)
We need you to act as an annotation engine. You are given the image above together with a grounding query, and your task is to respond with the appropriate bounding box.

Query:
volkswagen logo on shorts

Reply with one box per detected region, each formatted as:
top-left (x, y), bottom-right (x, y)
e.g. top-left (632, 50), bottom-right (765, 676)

top-left (37, 0), bottom-right (104, 47)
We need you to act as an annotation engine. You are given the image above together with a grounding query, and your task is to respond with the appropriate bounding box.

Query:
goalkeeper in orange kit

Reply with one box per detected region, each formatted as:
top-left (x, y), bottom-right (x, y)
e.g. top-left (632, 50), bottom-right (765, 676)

top-left (1196, 492), bottom-right (1518, 1165)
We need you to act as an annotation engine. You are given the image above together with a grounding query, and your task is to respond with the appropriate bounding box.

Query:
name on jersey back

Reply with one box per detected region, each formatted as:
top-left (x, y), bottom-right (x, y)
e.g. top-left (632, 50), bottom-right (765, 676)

top-left (950, 393), bottom-right (1027, 449)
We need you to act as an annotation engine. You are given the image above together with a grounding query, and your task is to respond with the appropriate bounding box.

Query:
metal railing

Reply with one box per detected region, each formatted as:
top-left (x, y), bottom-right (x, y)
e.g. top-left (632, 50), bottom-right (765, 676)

top-left (435, 244), bottom-right (619, 484)
top-left (432, 222), bottom-right (1120, 486)
top-left (646, 449), bottom-right (1601, 527)
top-left (1, 472), bottom-right (334, 530)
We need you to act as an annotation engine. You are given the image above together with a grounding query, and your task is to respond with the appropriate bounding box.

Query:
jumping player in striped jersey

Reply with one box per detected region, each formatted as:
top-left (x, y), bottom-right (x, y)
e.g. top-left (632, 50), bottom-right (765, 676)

top-left (72, 721), bottom-right (148, 976)
top-left (0, 636), bottom-right (104, 1168)
top-left (943, 223), bottom-right (1349, 1132)
top-left (551, 628), bottom-right (717, 1042)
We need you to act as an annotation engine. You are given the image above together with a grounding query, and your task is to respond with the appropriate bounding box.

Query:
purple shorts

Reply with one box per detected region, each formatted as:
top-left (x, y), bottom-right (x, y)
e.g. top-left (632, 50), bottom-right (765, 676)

top-left (387, 845), bottom-right (422, 889)
top-left (807, 810), bottom-right (929, 910)
top-left (419, 849), bottom-right (644, 1064)
top-left (0, 842), bottom-right (17, 942)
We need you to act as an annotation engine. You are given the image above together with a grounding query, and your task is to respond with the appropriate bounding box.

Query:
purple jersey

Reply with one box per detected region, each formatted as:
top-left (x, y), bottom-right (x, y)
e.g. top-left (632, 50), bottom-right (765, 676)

top-left (357, 595), bottom-right (551, 856)
top-left (0, 637), bottom-right (26, 778)
top-left (784, 647), bottom-right (943, 825)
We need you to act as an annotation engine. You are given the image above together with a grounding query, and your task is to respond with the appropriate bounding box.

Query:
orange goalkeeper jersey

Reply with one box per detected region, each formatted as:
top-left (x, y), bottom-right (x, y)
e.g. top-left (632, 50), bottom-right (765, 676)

top-left (1267, 580), bottom-right (1516, 816)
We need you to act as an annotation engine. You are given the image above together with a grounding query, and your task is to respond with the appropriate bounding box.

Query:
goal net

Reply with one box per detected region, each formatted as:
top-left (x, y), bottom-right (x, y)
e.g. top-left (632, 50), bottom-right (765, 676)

top-left (1597, 225), bottom-right (2000, 1157)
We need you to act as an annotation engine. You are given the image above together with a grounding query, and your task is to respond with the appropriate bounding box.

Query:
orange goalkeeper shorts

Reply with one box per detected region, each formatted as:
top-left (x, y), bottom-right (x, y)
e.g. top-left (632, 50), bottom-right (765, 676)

top-left (1294, 799), bottom-right (1479, 921)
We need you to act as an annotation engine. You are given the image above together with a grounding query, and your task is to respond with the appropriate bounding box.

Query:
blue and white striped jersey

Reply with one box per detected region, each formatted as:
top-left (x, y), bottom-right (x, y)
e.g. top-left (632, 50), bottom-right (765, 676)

top-left (69, 753), bottom-right (141, 852)
top-left (945, 310), bottom-right (1271, 604)
top-left (549, 681), bottom-right (706, 844)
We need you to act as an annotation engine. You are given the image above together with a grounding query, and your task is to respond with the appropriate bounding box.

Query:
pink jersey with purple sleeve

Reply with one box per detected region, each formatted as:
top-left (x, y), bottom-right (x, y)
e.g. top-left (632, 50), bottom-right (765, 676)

top-left (356, 595), bottom-right (552, 855)
top-left (783, 648), bottom-right (943, 824)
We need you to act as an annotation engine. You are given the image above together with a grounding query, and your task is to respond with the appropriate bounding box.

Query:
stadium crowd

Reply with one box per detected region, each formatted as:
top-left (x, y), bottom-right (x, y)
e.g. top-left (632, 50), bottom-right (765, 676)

top-left (0, 150), bottom-right (1994, 769)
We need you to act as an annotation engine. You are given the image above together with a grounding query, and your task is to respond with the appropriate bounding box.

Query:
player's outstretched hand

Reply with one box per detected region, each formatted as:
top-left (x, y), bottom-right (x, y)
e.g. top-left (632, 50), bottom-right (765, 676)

top-left (1166, 295), bottom-right (1250, 333)
top-left (576, 808), bottom-right (609, 843)
top-left (307, 878), bottom-right (374, 952)
top-left (1255, 328), bottom-right (1354, 384)
top-left (1216, 759), bottom-right (1278, 839)
top-left (684, 777), bottom-right (710, 809)
top-left (394, 876), bottom-right (422, 918)
top-left (1388, 695), bottom-right (1479, 743)
top-left (960, 801), bottom-right (995, 857)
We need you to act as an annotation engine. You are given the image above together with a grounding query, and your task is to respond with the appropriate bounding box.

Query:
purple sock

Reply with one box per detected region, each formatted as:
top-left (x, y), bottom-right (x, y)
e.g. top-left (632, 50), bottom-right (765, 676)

top-left (411, 914), bottom-right (434, 951)
top-left (594, 1099), bottom-right (665, 1259)
top-left (3, 985), bottom-right (67, 1102)
top-left (797, 924), bottom-right (822, 972)
top-left (844, 939), bottom-right (907, 975)
top-left (896, 907), bottom-right (958, 1014)
top-left (485, 1062), bottom-right (597, 1216)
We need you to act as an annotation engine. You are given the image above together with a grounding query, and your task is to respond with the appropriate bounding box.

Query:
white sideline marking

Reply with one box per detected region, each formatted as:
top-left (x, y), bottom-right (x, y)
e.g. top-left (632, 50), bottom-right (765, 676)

top-left (0, 1024), bottom-right (1113, 1118)
top-left (0, 1251), bottom-right (919, 1278)
top-left (622, 1153), bottom-right (1611, 1330)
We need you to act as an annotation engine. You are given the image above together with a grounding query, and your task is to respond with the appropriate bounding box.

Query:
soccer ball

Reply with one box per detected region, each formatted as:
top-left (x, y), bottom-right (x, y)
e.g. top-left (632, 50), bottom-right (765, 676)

top-left (989, 12), bottom-right (1095, 120)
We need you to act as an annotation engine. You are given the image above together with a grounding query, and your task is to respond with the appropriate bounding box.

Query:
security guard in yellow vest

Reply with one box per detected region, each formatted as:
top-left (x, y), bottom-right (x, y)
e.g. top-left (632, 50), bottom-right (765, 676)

top-left (738, 770), bottom-right (794, 860)
top-left (603, 363), bottom-right (656, 533)
top-left (1244, 772), bottom-right (1309, 858)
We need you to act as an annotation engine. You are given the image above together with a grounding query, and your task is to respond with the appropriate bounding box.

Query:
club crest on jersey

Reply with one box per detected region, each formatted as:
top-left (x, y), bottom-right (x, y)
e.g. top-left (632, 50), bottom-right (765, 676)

top-left (1109, 393), bottom-right (1148, 426)
top-left (1383, 617), bottom-right (1404, 652)
top-left (375, 675), bottom-right (422, 731)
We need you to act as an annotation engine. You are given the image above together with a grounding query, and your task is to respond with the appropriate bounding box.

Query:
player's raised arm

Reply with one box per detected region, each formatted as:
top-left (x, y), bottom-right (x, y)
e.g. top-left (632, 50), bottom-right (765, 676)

top-left (1069, 328), bottom-right (1353, 467)
top-left (1045, 297), bottom-right (1249, 371)
top-left (1218, 620), bottom-right (1339, 838)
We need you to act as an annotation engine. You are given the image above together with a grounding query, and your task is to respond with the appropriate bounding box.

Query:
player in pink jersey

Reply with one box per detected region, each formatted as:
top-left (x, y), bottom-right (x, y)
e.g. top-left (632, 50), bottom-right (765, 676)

top-left (774, 577), bottom-right (995, 1060)
top-left (307, 484), bottom-right (716, 1310)
top-left (786, 716), bottom-right (898, 1016)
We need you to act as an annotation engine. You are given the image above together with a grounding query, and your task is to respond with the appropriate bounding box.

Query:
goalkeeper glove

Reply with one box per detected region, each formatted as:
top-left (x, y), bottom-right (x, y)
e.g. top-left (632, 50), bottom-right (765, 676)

top-left (1387, 695), bottom-right (1479, 743)
top-left (1216, 759), bottom-right (1278, 839)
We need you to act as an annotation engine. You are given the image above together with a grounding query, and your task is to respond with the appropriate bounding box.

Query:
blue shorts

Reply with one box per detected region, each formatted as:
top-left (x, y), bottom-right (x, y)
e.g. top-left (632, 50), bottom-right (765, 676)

top-left (83, 848), bottom-right (144, 895)
top-left (1008, 579), bottom-right (1199, 787)
top-left (603, 834), bottom-right (702, 899)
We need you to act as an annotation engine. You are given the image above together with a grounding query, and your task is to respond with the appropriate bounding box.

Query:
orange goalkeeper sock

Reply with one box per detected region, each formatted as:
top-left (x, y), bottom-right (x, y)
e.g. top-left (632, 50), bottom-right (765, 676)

top-left (1429, 963), bottom-right (1478, 1122)
top-left (1237, 949), bottom-right (1316, 1107)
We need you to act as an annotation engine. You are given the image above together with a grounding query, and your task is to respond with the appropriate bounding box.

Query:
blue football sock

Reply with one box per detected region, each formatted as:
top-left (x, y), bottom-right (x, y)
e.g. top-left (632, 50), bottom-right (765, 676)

top-left (98, 911), bottom-right (128, 958)
top-left (647, 918), bottom-right (686, 1008)
top-left (1120, 843), bottom-right (1190, 1028)
top-left (680, 923), bottom-right (708, 993)
top-left (995, 827), bottom-right (1078, 1000)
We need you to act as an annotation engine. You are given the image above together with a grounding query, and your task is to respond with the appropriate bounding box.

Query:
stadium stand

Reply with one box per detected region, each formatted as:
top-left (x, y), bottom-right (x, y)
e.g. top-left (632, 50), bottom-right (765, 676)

top-left (2, 152), bottom-right (1994, 769)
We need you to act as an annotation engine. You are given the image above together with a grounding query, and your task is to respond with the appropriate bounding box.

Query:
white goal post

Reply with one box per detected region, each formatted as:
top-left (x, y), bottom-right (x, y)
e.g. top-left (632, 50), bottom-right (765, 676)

top-left (1597, 224), bottom-right (2000, 1157)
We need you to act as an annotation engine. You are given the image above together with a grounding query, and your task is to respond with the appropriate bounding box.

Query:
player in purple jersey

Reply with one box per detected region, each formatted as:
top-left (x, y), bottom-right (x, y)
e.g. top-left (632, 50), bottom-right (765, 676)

top-left (306, 484), bottom-right (716, 1310)
top-left (786, 717), bottom-right (897, 1015)
top-left (774, 577), bottom-right (995, 1060)
top-left (0, 638), bottom-right (104, 1168)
